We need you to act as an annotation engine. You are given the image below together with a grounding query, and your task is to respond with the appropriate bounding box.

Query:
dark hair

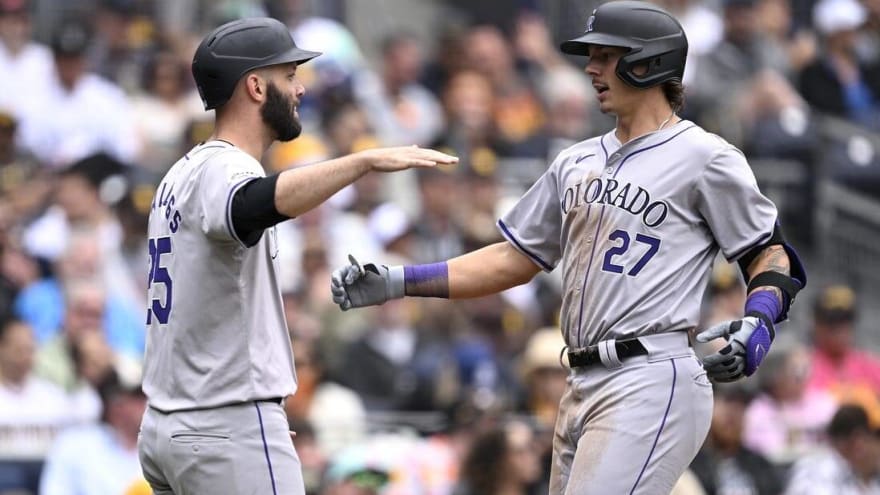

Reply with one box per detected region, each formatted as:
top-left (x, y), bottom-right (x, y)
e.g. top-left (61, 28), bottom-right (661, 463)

top-left (827, 404), bottom-right (872, 439)
top-left (460, 427), bottom-right (508, 494)
top-left (662, 79), bottom-right (685, 112)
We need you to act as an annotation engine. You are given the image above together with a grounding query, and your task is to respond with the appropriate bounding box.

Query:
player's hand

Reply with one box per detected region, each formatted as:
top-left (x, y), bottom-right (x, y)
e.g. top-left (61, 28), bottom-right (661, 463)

top-left (330, 255), bottom-right (404, 310)
top-left (696, 316), bottom-right (772, 382)
top-left (358, 145), bottom-right (458, 172)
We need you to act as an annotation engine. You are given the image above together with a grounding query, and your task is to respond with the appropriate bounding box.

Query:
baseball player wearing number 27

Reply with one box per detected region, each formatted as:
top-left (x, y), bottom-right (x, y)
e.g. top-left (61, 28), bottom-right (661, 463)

top-left (136, 17), bottom-right (457, 495)
top-left (331, 2), bottom-right (806, 494)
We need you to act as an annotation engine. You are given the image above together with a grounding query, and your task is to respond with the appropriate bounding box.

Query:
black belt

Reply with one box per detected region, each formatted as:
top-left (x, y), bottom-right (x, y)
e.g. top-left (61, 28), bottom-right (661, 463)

top-left (257, 397), bottom-right (284, 405)
top-left (567, 339), bottom-right (648, 368)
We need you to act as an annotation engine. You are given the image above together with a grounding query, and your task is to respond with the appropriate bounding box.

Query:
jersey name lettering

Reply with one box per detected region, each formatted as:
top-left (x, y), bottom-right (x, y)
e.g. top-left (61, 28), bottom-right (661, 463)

top-left (561, 177), bottom-right (669, 227)
top-left (151, 181), bottom-right (182, 233)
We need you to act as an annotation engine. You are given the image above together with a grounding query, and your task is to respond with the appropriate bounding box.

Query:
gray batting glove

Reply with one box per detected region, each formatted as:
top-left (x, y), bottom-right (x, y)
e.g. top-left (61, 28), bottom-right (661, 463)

top-left (330, 255), bottom-right (405, 310)
top-left (696, 316), bottom-right (773, 383)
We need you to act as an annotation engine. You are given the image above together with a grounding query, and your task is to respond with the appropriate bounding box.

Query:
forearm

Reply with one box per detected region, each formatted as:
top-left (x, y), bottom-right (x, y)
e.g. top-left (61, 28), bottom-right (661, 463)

top-left (274, 152), bottom-right (369, 218)
top-left (746, 245), bottom-right (790, 300)
top-left (399, 242), bottom-right (540, 299)
top-left (744, 244), bottom-right (790, 331)
top-left (446, 242), bottom-right (541, 299)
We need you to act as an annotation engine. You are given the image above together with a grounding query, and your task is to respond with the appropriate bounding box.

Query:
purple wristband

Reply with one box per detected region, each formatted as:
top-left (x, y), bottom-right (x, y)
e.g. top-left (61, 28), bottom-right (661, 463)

top-left (404, 262), bottom-right (449, 298)
top-left (745, 290), bottom-right (782, 324)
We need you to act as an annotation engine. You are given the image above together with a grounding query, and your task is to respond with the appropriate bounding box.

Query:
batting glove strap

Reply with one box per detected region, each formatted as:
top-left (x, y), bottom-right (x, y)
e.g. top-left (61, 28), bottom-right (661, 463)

top-left (386, 265), bottom-right (405, 299)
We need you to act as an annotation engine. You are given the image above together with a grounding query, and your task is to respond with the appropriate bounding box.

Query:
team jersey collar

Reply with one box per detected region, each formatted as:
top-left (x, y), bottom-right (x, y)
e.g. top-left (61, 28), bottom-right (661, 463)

top-left (607, 119), bottom-right (691, 153)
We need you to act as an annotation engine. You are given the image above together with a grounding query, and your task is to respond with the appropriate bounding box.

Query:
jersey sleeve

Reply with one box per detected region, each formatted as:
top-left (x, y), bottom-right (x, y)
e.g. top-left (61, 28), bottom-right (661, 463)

top-left (497, 161), bottom-right (562, 272)
top-left (695, 146), bottom-right (778, 261)
top-left (198, 152), bottom-right (265, 245)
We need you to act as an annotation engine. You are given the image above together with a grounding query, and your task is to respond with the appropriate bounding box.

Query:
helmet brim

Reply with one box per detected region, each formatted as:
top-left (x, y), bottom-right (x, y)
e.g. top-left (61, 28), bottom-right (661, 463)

top-left (560, 33), bottom-right (640, 56)
top-left (263, 46), bottom-right (322, 67)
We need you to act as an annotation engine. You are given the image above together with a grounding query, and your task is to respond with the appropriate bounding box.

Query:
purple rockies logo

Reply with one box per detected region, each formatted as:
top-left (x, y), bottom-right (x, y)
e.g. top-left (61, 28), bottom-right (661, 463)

top-left (586, 14), bottom-right (595, 32)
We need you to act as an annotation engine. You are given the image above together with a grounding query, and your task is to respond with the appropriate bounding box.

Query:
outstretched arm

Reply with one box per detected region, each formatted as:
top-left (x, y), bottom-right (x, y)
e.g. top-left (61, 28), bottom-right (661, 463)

top-left (446, 242), bottom-right (542, 298)
top-left (274, 147), bottom-right (456, 218)
top-left (232, 146), bottom-right (457, 244)
top-left (331, 241), bottom-right (542, 310)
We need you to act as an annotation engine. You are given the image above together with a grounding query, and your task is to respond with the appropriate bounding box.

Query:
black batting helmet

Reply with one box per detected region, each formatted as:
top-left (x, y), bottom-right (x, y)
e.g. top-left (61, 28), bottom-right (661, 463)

top-left (561, 1), bottom-right (688, 89)
top-left (192, 17), bottom-right (321, 110)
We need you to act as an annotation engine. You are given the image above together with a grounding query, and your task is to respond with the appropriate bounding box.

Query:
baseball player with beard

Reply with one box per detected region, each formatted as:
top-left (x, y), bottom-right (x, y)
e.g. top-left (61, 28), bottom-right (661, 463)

top-left (330, 2), bottom-right (806, 494)
top-left (137, 18), bottom-right (457, 495)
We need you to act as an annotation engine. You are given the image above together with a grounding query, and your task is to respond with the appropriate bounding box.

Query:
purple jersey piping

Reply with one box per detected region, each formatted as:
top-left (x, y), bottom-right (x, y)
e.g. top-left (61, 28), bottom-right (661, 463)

top-left (630, 358), bottom-right (677, 494)
top-left (255, 402), bottom-right (279, 495)
top-left (572, 134), bottom-right (609, 345)
top-left (497, 219), bottom-right (554, 271)
top-left (574, 125), bottom-right (696, 345)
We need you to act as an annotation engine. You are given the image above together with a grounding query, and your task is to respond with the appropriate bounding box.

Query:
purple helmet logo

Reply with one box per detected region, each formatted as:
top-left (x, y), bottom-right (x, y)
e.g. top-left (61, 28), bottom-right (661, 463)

top-left (586, 14), bottom-right (595, 32)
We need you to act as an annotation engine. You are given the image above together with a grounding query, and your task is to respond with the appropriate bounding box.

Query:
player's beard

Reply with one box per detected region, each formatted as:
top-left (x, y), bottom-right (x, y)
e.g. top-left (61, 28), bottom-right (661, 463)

top-left (261, 81), bottom-right (302, 142)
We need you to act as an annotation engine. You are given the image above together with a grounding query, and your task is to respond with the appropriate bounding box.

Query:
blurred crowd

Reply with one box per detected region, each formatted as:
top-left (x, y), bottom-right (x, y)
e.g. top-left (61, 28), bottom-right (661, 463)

top-left (0, 0), bottom-right (878, 494)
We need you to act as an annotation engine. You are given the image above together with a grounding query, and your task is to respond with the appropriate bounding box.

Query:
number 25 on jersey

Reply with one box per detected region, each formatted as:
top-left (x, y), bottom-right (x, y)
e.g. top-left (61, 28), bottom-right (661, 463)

top-left (147, 236), bottom-right (173, 324)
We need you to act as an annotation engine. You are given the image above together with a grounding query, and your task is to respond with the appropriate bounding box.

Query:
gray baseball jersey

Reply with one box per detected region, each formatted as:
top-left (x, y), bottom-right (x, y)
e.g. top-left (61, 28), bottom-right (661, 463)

top-left (142, 140), bottom-right (296, 412)
top-left (499, 120), bottom-right (777, 349)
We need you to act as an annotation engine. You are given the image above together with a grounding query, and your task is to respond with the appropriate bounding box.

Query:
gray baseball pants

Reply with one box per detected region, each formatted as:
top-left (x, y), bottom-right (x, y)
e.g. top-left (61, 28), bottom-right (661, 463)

top-left (549, 332), bottom-right (713, 495)
top-left (138, 399), bottom-right (304, 495)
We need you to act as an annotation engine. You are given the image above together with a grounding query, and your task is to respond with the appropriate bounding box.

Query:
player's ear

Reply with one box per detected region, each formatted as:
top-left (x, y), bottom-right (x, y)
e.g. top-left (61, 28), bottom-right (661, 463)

top-left (244, 72), bottom-right (266, 103)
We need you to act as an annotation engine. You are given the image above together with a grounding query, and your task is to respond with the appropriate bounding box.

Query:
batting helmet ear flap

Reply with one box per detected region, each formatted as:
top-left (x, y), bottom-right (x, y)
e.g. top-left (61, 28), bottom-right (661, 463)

top-left (615, 36), bottom-right (687, 88)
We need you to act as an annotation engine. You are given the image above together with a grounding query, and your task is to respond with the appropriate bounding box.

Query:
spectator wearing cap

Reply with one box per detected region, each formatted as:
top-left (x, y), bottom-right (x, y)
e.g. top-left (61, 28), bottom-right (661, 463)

top-left (322, 442), bottom-right (392, 495)
top-left (18, 152), bottom-right (145, 314)
top-left (798, 0), bottom-right (880, 130)
top-left (0, 0), bottom-right (53, 122)
top-left (689, 383), bottom-right (785, 495)
top-left (39, 370), bottom-right (148, 495)
top-left (17, 20), bottom-right (138, 168)
top-left (785, 404), bottom-right (880, 494)
top-left (515, 327), bottom-right (568, 492)
top-left (516, 327), bottom-right (567, 433)
top-left (806, 284), bottom-right (880, 425)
